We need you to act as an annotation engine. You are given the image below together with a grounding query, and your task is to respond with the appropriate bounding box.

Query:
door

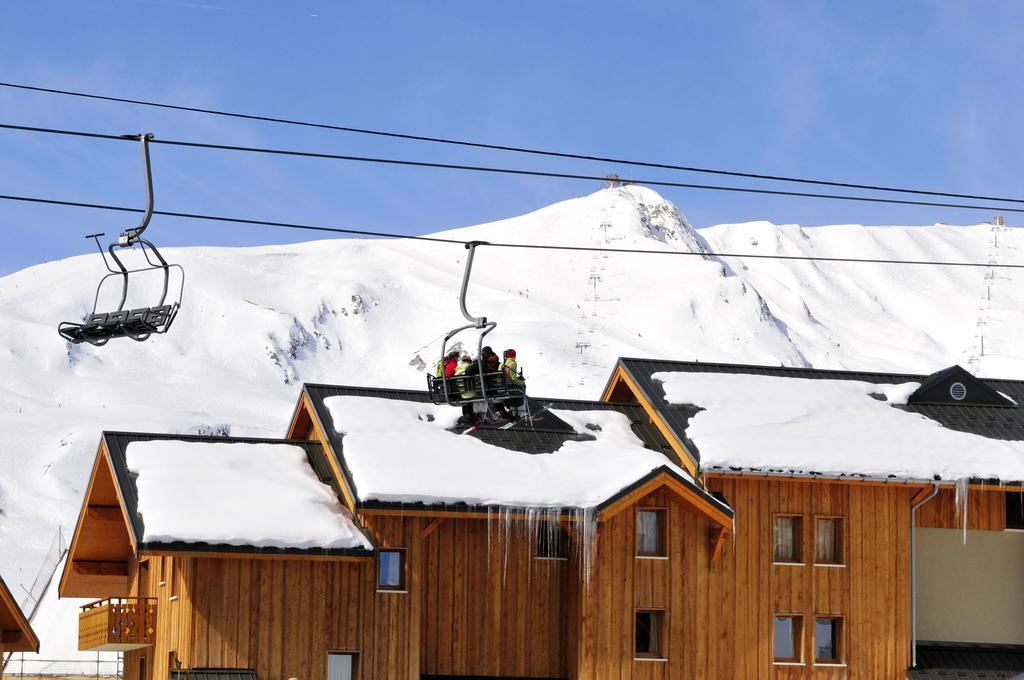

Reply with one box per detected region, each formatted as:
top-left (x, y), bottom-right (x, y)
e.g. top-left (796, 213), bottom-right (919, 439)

top-left (327, 653), bottom-right (355, 680)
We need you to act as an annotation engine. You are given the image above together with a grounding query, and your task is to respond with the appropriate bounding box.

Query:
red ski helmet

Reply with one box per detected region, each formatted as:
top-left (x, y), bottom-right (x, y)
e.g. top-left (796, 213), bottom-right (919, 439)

top-left (504, 348), bottom-right (517, 358)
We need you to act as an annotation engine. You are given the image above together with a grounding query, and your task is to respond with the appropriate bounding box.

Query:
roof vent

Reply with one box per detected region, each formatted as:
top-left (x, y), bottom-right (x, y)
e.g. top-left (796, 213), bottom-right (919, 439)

top-left (949, 382), bottom-right (967, 401)
top-left (907, 365), bottom-right (1015, 407)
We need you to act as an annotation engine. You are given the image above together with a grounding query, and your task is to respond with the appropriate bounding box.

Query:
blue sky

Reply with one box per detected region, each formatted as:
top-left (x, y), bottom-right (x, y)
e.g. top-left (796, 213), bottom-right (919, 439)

top-left (1, 0), bottom-right (1022, 274)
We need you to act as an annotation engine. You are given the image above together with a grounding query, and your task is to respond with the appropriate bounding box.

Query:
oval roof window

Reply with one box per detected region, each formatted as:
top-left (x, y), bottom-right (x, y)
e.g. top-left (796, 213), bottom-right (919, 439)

top-left (950, 382), bottom-right (968, 401)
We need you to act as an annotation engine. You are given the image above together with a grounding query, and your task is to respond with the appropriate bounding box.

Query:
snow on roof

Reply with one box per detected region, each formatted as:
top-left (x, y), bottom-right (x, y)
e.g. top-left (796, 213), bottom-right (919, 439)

top-left (125, 440), bottom-right (372, 550)
top-left (324, 396), bottom-right (688, 508)
top-left (654, 371), bottom-right (1024, 482)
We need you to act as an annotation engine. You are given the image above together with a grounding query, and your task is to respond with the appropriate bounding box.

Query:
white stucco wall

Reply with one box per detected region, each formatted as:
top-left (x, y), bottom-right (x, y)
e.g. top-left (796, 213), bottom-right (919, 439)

top-left (916, 528), bottom-right (1024, 645)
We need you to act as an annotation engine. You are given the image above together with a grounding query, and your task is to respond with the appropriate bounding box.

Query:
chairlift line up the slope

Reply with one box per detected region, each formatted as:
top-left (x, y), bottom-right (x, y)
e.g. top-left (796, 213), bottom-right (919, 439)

top-left (57, 133), bottom-right (185, 346)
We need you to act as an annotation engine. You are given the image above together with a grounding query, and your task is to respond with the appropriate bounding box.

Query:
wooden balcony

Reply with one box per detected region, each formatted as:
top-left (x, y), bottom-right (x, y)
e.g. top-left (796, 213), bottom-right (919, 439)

top-left (79, 597), bottom-right (157, 651)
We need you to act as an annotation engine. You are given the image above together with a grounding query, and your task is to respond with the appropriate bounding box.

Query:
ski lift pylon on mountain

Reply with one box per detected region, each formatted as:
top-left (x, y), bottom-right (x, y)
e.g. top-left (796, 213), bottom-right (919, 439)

top-left (426, 241), bottom-right (524, 415)
top-left (58, 133), bottom-right (184, 347)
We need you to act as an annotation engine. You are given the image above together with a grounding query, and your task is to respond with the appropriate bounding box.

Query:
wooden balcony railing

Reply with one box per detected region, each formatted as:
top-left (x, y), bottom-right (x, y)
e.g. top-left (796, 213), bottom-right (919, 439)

top-left (79, 597), bottom-right (157, 651)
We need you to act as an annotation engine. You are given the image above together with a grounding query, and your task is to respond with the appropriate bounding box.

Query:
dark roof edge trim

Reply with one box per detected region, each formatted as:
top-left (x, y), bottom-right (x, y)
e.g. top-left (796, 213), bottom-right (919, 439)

top-left (139, 541), bottom-right (374, 558)
top-left (618, 355), bottom-right (1024, 388)
top-left (618, 356), bottom-right (928, 380)
top-left (613, 360), bottom-right (699, 469)
top-left (101, 431), bottom-right (321, 446)
top-left (704, 466), bottom-right (1024, 487)
top-left (356, 466), bottom-right (733, 520)
top-left (594, 465), bottom-right (734, 518)
top-left (356, 499), bottom-right (586, 517)
top-left (302, 381), bottom-right (642, 409)
top-left (303, 385), bottom-right (363, 504)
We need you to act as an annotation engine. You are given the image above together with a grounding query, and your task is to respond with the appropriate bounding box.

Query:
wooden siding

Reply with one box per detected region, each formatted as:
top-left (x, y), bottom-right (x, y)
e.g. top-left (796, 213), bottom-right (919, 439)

top-left (574, 478), bottom-right (914, 680)
top-left (915, 488), bottom-right (1005, 531)
top-left (123, 520), bottom-right (417, 680)
top-left (115, 477), bottom-right (925, 680)
top-left (419, 517), bottom-right (567, 678)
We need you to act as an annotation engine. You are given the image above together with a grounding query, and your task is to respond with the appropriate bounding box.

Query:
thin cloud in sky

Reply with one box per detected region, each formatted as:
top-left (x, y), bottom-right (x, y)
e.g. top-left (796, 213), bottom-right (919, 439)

top-left (112, 0), bottom-right (263, 12)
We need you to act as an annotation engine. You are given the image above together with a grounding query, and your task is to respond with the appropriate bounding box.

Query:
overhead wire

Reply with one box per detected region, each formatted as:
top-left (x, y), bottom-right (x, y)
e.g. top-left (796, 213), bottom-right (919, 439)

top-left (2, 80), bottom-right (1024, 205)
top-left (3, 191), bottom-right (1024, 270)
top-left (2, 122), bottom-right (1024, 216)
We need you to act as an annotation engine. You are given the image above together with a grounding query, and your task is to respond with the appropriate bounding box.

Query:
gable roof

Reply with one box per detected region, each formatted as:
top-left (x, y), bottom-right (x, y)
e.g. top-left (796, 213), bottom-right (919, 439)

top-left (0, 573), bottom-right (39, 653)
top-left (295, 384), bottom-right (731, 526)
top-left (607, 358), bottom-right (1024, 484)
top-left (88, 432), bottom-right (374, 558)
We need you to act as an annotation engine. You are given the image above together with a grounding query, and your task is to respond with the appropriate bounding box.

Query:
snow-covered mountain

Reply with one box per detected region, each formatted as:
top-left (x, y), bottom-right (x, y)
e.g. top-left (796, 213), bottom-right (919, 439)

top-left (1, 184), bottom-right (1021, 646)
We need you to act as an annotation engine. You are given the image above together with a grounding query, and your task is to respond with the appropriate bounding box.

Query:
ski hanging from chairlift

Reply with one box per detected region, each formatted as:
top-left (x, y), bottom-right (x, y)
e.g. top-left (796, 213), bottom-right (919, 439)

top-left (426, 241), bottom-right (528, 423)
top-left (57, 133), bottom-right (184, 347)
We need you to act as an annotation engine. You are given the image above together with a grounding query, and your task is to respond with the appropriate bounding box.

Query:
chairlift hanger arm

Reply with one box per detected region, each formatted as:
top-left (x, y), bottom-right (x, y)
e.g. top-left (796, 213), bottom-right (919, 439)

top-left (460, 241), bottom-right (490, 328)
top-left (120, 133), bottom-right (155, 245)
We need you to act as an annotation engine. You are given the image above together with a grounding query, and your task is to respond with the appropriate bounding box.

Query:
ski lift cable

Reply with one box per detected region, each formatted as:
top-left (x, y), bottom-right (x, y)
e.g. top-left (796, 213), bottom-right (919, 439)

top-left (4, 191), bottom-right (1024, 270)
top-left (2, 80), bottom-right (1024, 206)
top-left (4, 122), bottom-right (1024, 216)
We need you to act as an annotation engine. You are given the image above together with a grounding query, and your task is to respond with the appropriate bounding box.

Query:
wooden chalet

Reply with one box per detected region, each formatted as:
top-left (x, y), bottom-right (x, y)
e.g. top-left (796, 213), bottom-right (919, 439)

top-left (0, 573), bottom-right (39, 655)
top-left (59, 361), bottom-right (1024, 679)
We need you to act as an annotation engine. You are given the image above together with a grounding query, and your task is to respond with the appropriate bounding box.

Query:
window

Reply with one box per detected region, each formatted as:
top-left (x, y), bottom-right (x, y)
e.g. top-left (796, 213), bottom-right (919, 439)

top-left (376, 549), bottom-right (405, 591)
top-left (773, 615), bottom-right (802, 663)
top-left (1007, 491), bottom-right (1024, 530)
top-left (535, 523), bottom-right (569, 559)
top-left (636, 509), bottom-right (666, 557)
top-left (634, 611), bottom-right (664, 659)
top-left (814, 517), bottom-right (844, 565)
top-left (773, 515), bottom-right (802, 563)
top-left (814, 618), bottom-right (842, 664)
top-left (326, 653), bottom-right (355, 680)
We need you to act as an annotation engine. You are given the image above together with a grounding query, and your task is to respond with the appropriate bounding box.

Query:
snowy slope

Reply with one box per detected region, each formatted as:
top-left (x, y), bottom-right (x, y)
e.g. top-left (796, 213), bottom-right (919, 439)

top-left (0, 184), bottom-right (1020, 652)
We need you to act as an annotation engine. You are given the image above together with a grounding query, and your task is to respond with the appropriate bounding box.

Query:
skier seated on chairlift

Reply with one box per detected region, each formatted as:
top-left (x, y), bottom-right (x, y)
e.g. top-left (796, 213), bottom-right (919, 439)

top-left (436, 349), bottom-right (459, 378)
top-left (500, 348), bottom-right (527, 416)
top-left (455, 353), bottom-right (479, 426)
top-left (481, 346), bottom-right (501, 373)
top-left (501, 348), bottom-right (525, 389)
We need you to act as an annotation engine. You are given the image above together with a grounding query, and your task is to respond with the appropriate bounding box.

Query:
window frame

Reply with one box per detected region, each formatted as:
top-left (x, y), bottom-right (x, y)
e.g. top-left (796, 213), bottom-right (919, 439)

top-left (633, 609), bottom-right (667, 661)
top-left (534, 522), bottom-right (569, 561)
top-left (376, 548), bottom-right (407, 593)
top-left (772, 514), bottom-right (804, 565)
top-left (813, 515), bottom-right (845, 566)
top-left (813, 616), bottom-right (844, 666)
top-left (635, 507), bottom-right (668, 559)
top-left (772, 614), bottom-right (804, 665)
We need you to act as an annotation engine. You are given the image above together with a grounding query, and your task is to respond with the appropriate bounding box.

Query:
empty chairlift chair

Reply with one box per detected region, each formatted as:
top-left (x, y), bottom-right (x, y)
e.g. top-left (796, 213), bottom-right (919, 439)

top-left (58, 134), bottom-right (184, 346)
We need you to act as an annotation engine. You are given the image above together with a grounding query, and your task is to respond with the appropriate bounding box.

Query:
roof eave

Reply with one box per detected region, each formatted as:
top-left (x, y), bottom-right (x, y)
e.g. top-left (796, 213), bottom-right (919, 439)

top-left (138, 541), bottom-right (375, 559)
top-left (703, 466), bottom-right (1024, 488)
top-left (0, 575), bottom-right (40, 653)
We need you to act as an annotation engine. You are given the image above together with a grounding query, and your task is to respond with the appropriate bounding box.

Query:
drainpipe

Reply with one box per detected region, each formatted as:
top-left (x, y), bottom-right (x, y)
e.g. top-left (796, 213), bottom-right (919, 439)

top-left (910, 483), bottom-right (940, 669)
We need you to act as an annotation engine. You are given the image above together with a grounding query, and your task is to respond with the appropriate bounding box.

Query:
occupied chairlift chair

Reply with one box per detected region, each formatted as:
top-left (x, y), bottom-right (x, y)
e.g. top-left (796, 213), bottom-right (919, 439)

top-left (426, 241), bottom-right (526, 419)
top-left (57, 134), bottom-right (184, 346)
